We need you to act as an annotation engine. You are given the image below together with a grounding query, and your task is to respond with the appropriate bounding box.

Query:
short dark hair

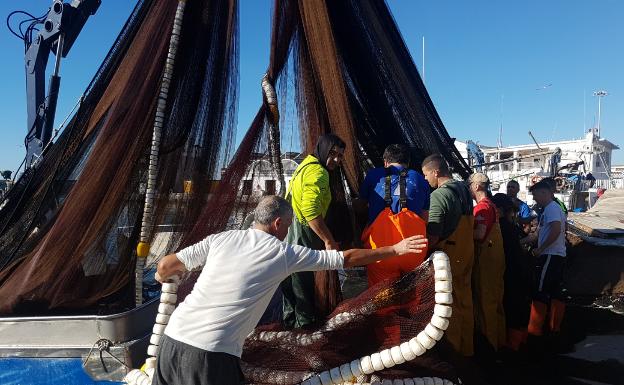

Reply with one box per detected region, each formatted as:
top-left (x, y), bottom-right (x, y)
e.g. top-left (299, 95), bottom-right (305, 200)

top-left (383, 144), bottom-right (410, 165)
top-left (422, 154), bottom-right (450, 176)
top-left (507, 180), bottom-right (520, 188)
top-left (529, 180), bottom-right (551, 193)
top-left (492, 193), bottom-right (515, 213)
top-left (541, 177), bottom-right (556, 192)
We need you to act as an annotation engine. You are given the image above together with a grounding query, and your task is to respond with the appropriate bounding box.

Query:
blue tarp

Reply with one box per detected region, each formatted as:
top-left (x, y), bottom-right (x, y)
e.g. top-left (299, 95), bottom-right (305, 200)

top-left (0, 358), bottom-right (123, 385)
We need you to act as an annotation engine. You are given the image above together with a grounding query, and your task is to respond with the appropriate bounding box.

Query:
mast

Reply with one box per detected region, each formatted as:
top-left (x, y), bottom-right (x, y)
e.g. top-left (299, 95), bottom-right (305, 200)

top-left (594, 90), bottom-right (608, 138)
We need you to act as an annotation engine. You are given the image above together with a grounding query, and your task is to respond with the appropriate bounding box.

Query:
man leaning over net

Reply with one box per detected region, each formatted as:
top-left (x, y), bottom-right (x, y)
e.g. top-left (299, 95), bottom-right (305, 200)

top-left (152, 195), bottom-right (427, 385)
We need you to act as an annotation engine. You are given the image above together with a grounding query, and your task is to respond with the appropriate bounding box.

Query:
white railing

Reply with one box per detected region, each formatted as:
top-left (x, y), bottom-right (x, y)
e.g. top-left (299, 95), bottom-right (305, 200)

top-left (595, 178), bottom-right (624, 189)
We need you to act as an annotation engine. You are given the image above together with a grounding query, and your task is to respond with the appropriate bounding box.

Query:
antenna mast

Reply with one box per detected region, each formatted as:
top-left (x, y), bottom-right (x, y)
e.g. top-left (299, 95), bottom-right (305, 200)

top-left (593, 90), bottom-right (608, 138)
top-left (497, 94), bottom-right (504, 148)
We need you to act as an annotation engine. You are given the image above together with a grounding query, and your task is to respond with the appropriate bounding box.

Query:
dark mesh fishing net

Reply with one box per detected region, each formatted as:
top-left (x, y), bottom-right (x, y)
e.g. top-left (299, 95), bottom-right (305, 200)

top-left (242, 262), bottom-right (459, 384)
top-left (0, 0), bottom-right (467, 382)
top-left (0, 0), bottom-right (239, 314)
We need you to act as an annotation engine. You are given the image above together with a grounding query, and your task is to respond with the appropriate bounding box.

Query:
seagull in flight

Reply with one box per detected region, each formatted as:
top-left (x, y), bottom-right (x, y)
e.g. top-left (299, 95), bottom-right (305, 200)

top-left (536, 83), bottom-right (553, 91)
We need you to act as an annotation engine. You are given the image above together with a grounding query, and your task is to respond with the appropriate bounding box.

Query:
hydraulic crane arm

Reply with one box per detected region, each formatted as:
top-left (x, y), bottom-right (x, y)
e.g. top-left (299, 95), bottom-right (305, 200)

top-left (24, 0), bottom-right (100, 168)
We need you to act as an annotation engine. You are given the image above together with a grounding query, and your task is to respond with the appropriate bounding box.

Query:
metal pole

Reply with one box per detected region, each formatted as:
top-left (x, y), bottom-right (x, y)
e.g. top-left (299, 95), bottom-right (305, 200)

top-left (528, 131), bottom-right (542, 150)
top-left (52, 34), bottom-right (64, 76)
top-left (498, 94), bottom-right (504, 148)
top-left (42, 34), bottom-right (65, 149)
top-left (597, 96), bottom-right (601, 137)
top-left (593, 90), bottom-right (608, 138)
top-left (583, 89), bottom-right (586, 136)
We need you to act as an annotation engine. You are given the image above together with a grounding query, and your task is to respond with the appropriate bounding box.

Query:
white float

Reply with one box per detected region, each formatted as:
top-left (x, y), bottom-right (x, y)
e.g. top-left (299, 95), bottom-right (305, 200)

top-left (160, 292), bottom-right (177, 304)
top-left (431, 315), bottom-right (449, 331)
top-left (434, 293), bottom-right (453, 305)
top-left (434, 281), bottom-right (452, 293)
top-left (433, 304), bottom-right (452, 318)
top-left (157, 303), bottom-right (175, 315)
top-left (416, 331), bottom-right (436, 349)
top-left (149, 333), bottom-right (161, 346)
top-left (424, 324), bottom-right (444, 341)
top-left (161, 282), bottom-right (178, 293)
top-left (155, 313), bottom-right (170, 324)
top-left (152, 323), bottom-right (166, 336)
top-left (147, 344), bottom-right (159, 357)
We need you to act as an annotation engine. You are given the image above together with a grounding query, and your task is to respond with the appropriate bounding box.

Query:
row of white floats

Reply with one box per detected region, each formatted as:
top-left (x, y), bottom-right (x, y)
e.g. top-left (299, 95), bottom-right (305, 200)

top-left (124, 277), bottom-right (180, 385)
top-left (124, 0), bottom-right (186, 382)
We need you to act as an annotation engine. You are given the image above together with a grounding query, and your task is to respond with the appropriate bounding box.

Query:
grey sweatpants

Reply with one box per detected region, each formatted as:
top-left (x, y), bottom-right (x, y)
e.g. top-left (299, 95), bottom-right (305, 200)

top-left (153, 335), bottom-right (245, 385)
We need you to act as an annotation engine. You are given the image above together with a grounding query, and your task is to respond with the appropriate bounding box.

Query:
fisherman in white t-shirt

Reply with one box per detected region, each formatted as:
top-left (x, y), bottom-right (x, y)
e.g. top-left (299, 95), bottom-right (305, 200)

top-left (526, 181), bottom-right (567, 349)
top-left (153, 195), bottom-right (428, 385)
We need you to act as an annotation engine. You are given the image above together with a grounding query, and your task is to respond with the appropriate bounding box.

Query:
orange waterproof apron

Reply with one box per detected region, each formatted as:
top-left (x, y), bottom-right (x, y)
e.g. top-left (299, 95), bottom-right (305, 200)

top-left (438, 214), bottom-right (475, 357)
top-left (362, 169), bottom-right (428, 286)
top-left (473, 222), bottom-right (506, 351)
top-left (361, 168), bottom-right (428, 345)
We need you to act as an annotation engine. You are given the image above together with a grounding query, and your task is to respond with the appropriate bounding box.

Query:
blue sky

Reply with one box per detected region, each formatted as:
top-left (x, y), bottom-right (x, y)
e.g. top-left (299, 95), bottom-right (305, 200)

top-left (1, 0), bottom-right (622, 174)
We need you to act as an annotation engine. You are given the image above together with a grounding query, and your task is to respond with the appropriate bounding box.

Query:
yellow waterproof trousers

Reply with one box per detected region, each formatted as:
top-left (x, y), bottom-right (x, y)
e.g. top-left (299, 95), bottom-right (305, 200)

top-left (473, 223), bottom-right (506, 350)
top-left (438, 215), bottom-right (475, 357)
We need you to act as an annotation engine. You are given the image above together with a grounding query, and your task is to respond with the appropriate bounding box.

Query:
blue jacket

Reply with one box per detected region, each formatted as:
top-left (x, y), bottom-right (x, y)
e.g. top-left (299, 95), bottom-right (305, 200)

top-left (360, 165), bottom-right (430, 224)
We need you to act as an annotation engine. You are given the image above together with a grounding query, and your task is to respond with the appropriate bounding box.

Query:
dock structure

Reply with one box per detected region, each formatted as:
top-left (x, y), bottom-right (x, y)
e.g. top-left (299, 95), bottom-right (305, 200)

top-left (456, 129), bottom-right (621, 192)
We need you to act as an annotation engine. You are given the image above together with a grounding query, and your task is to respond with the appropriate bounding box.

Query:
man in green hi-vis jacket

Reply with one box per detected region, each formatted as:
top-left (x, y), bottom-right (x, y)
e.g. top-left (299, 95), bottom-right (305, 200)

top-left (281, 133), bottom-right (346, 329)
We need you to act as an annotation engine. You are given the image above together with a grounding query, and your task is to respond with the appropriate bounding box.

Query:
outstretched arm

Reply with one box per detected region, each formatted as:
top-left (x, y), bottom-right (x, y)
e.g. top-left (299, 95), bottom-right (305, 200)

top-left (343, 235), bottom-right (427, 268)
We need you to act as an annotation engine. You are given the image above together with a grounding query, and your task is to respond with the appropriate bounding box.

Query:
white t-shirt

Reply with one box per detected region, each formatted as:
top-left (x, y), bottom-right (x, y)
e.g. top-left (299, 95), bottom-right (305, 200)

top-left (164, 228), bottom-right (344, 357)
top-left (538, 200), bottom-right (566, 256)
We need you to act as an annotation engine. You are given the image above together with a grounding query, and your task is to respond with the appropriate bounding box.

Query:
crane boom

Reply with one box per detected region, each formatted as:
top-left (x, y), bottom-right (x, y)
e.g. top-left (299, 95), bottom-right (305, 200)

top-left (24, 0), bottom-right (100, 168)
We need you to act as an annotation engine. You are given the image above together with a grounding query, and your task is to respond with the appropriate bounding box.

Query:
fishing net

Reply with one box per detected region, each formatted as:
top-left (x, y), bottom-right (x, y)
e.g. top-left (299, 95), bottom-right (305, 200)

top-left (242, 261), bottom-right (458, 384)
top-left (0, 0), bottom-right (239, 314)
top-left (179, 0), bottom-right (465, 382)
top-left (1, 0), bottom-right (467, 382)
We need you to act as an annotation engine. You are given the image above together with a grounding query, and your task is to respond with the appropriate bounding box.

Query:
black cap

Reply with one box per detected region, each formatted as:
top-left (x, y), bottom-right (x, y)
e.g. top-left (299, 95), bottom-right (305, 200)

top-left (529, 180), bottom-right (551, 192)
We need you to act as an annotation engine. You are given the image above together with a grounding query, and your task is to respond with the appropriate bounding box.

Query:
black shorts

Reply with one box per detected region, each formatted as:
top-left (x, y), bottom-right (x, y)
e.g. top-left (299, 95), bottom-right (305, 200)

top-left (153, 335), bottom-right (245, 385)
top-left (533, 254), bottom-right (566, 303)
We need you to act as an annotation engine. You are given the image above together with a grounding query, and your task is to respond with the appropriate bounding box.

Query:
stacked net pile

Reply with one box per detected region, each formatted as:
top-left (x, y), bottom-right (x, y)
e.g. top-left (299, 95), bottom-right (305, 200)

top-left (242, 261), bottom-right (458, 384)
top-left (0, 0), bottom-right (239, 315)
